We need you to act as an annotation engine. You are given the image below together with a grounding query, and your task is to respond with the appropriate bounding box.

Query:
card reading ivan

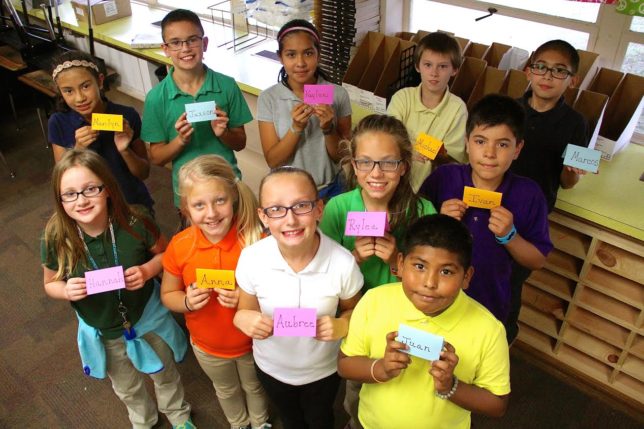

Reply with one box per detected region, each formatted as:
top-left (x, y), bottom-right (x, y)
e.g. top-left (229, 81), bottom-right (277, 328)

top-left (414, 133), bottom-right (443, 160)
top-left (195, 268), bottom-right (236, 290)
top-left (303, 84), bottom-right (334, 105)
top-left (91, 113), bottom-right (123, 132)
top-left (397, 323), bottom-right (444, 361)
top-left (344, 211), bottom-right (387, 237)
top-left (462, 186), bottom-right (502, 209)
top-left (562, 143), bottom-right (601, 174)
top-left (273, 308), bottom-right (317, 337)
top-left (85, 265), bottom-right (126, 295)
top-left (185, 101), bottom-right (216, 123)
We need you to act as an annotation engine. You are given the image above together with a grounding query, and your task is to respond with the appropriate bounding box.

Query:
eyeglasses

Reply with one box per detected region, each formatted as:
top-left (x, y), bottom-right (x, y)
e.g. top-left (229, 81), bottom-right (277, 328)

top-left (353, 159), bottom-right (402, 172)
top-left (60, 185), bottom-right (105, 202)
top-left (528, 63), bottom-right (573, 80)
top-left (163, 36), bottom-right (203, 51)
top-left (262, 200), bottom-right (317, 218)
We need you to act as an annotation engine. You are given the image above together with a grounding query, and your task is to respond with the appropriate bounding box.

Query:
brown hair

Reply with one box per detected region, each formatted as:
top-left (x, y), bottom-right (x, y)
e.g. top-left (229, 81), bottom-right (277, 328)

top-left (533, 39), bottom-right (579, 74)
top-left (414, 32), bottom-right (463, 69)
top-left (161, 8), bottom-right (204, 40)
top-left (51, 50), bottom-right (107, 113)
top-left (258, 166), bottom-right (318, 206)
top-left (276, 19), bottom-right (329, 88)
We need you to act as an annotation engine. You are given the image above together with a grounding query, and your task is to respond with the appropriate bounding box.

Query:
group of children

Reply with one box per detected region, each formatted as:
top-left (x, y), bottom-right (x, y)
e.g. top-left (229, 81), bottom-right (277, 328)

top-left (41, 7), bottom-right (591, 429)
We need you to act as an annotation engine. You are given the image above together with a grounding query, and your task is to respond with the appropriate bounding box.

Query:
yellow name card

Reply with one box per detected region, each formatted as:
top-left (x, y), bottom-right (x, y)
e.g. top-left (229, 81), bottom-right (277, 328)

top-left (195, 268), bottom-right (236, 290)
top-left (91, 113), bottom-right (123, 132)
top-left (414, 133), bottom-right (443, 160)
top-left (462, 186), bottom-right (502, 209)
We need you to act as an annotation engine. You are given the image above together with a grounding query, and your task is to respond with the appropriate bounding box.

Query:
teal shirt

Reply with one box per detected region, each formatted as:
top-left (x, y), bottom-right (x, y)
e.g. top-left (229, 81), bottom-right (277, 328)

top-left (319, 188), bottom-right (436, 290)
top-left (141, 66), bottom-right (253, 206)
top-left (42, 215), bottom-right (159, 339)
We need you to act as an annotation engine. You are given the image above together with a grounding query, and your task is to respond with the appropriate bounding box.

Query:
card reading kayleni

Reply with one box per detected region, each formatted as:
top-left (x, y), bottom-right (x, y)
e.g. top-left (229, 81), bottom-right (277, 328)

top-left (397, 323), bottom-right (444, 361)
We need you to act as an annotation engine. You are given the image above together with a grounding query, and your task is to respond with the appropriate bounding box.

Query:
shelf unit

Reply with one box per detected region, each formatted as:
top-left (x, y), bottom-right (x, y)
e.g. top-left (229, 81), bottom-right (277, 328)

top-left (517, 211), bottom-right (644, 407)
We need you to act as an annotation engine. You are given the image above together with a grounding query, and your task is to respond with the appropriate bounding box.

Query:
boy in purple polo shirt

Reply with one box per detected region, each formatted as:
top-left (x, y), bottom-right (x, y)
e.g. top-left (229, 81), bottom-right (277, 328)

top-left (419, 94), bottom-right (552, 338)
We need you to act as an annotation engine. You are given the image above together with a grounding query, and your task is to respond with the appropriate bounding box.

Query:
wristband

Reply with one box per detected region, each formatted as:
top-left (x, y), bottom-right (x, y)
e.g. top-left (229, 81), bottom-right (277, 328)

top-left (435, 375), bottom-right (458, 400)
top-left (370, 359), bottom-right (384, 383)
top-left (184, 295), bottom-right (193, 312)
top-left (290, 125), bottom-right (303, 136)
top-left (495, 224), bottom-right (517, 245)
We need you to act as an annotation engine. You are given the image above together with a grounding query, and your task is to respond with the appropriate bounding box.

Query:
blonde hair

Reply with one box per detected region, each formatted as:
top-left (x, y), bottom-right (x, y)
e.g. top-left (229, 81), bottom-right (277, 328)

top-left (44, 150), bottom-right (157, 281)
top-left (178, 155), bottom-right (261, 246)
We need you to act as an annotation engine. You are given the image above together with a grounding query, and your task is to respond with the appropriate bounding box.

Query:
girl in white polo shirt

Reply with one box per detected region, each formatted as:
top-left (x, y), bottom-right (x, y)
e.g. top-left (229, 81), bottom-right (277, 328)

top-left (234, 166), bottom-right (363, 429)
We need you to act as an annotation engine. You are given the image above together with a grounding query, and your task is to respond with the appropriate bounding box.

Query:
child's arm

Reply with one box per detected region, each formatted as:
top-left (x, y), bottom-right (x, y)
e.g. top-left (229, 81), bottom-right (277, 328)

top-left (489, 206), bottom-right (546, 270)
top-left (430, 342), bottom-right (509, 417)
top-left (161, 273), bottom-right (212, 313)
top-left (211, 108), bottom-right (246, 151)
top-left (43, 266), bottom-right (87, 301)
top-left (312, 105), bottom-right (351, 162)
top-left (374, 232), bottom-right (398, 266)
top-left (73, 126), bottom-right (100, 150)
top-left (114, 119), bottom-right (150, 180)
top-left (316, 291), bottom-right (362, 341)
top-left (148, 112), bottom-right (194, 166)
top-left (123, 235), bottom-right (167, 291)
top-left (258, 103), bottom-right (313, 168)
top-left (560, 166), bottom-right (587, 189)
top-left (338, 331), bottom-right (411, 383)
top-left (440, 199), bottom-right (468, 221)
top-left (234, 289), bottom-right (274, 339)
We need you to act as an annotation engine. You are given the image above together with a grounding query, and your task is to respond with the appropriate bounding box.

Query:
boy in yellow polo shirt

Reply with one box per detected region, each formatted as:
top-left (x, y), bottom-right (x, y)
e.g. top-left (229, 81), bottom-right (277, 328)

top-left (338, 214), bottom-right (510, 429)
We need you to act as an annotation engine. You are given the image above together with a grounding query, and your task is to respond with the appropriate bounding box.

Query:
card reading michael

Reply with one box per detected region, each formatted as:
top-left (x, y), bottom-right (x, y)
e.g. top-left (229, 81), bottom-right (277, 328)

top-left (185, 101), bottom-right (216, 123)
top-left (85, 265), bottom-right (126, 295)
top-left (397, 323), bottom-right (444, 361)
top-left (273, 308), bottom-right (317, 337)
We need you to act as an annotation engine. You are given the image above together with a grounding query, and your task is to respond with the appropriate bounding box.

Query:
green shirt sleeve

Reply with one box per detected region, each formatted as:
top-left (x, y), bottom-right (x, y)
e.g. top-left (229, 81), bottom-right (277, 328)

top-left (319, 196), bottom-right (346, 245)
top-left (141, 87), bottom-right (169, 144)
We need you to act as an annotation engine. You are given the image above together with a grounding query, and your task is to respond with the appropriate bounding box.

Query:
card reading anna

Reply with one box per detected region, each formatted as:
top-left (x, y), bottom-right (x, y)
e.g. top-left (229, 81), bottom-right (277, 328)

top-left (195, 268), bottom-right (236, 290)
top-left (462, 186), bottom-right (502, 209)
top-left (85, 265), bottom-right (126, 295)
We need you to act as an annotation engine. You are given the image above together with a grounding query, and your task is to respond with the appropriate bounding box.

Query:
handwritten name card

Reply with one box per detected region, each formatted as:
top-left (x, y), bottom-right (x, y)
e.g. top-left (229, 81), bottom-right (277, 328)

top-left (185, 101), bottom-right (216, 123)
top-left (195, 268), bottom-right (236, 290)
top-left (344, 211), bottom-right (387, 237)
top-left (462, 186), bottom-right (502, 209)
top-left (563, 144), bottom-right (601, 173)
top-left (414, 133), bottom-right (443, 160)
top-left (85, 265), bottom-right (126, 295)
top-left (273, 308), bottom-right (317, 337)
top-left (397, 324), bottom-right (444, 361)
top-left (91, 113), bottom-right (123, 132)
top-left (303, 84), bottom-right (334, 105)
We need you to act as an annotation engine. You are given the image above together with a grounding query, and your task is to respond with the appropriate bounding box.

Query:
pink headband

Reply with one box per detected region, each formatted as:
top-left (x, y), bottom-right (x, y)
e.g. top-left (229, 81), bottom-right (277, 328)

top-left (278, 26), bottom-right (320, 44)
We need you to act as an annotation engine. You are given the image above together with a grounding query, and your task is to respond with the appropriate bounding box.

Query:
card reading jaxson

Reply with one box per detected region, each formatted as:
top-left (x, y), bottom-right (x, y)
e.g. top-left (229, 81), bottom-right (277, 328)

top-left (397, 323), bottom-right (444, 361)
top-left (91, 113), bottom-right (123, 132)
top-left (195, 268), bottom-right (236, 290)
top-left (414, 133), bottom-right (443, 160)
top-left (462, 186), bottom-right (502, 209)
top-left (85, 265), bottom-right (126, 295)
top-left (185, 101), bottom-right (217, 123)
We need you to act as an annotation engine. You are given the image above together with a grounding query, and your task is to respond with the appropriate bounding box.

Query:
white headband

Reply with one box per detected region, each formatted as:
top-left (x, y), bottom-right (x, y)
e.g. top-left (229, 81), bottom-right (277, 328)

top-left (52, 60), bottom-right (100, 80)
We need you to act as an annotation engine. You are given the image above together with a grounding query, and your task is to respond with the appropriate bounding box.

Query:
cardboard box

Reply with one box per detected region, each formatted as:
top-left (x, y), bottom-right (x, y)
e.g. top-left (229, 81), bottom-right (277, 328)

top-left (563, 87), bottom-right (579, 107)
top-left (576, 49), bottom-right (600, 90)
top-left (343, 32), bottom-right (385, 107)
top-left (454, 36), bottom-right (470, 55)
top-left (463, 42), bottom-right (489, 59)
top-left (573, 89), bottom-right (608, 150)
top-left (450, 56), bottom-right (487, 102)
top-left (593, 73), bottom-right (644, 160)
top-left (411, 30), bottom-right (431, 43)
top-left (72, 0), bottom-right (132, 26)
top-left (587, 67), bottom-right (625, 98)
top-left (499, 69), bottom-right (529, 99)
top-left (467, 66), bottom-right (507, 110)
top-left (483, 42), bottom-right (511, 68)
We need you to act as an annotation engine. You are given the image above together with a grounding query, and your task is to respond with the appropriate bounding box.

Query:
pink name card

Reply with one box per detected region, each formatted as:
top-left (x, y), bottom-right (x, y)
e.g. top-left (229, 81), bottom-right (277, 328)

top-left (344, 211), bottom-right (387, 237)
top-left (273, 308), bottom-right (317, 337)
top-left (303, 84), bottom-right (334, 105)
top-left (85, 265), bottom-right (126, 295)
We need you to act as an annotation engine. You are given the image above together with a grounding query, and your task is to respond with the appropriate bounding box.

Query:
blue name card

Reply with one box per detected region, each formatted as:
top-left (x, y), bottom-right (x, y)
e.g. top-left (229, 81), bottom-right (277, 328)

top-left (562, 144), bottom-right (601, 173)
top-left (185, 101), bottom-right (216, 123)
top-left (397, 324), bottom-right (444, 361)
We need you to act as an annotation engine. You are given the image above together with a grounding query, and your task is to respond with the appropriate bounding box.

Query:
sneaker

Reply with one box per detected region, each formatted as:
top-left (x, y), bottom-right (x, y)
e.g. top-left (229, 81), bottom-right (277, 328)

top-left (173, 419), bottom-right (197, 429)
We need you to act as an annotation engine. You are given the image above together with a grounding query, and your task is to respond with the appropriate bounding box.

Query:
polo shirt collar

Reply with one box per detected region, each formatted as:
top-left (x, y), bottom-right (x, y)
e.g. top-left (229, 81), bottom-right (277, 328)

top-left (401, 287), bottom-right (467, 332)
top-left (413, 83), bottom-right (452, 114)
top-left (166, 66), bottom-right (221, 100)
top-left (521, 89), bottom-right (567, 122)
top-left (193, 223), bottom-right (238, 251)
top-left (264, 230), bottom-right (331, 274)
top-left (275, 75), bottom-right (329, 102)
top-left (464, 163), bottom-right (515, 194)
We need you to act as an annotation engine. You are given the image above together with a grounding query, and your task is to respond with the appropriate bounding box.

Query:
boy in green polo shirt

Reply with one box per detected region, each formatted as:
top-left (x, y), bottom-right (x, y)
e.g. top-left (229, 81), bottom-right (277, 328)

top-left (141, 9), bottom-right (252, 209)
top-left (338, 214), bottom-right (510, 429)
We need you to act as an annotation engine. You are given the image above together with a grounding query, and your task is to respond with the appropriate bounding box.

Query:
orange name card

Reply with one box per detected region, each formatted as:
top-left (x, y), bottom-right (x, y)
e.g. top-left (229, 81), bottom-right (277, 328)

top-left (414, 133), bottom-right (443, 160)
top-left (195, 268), bottom-right (236, 290)
top-left (462, 186), bottom-right (502, 209)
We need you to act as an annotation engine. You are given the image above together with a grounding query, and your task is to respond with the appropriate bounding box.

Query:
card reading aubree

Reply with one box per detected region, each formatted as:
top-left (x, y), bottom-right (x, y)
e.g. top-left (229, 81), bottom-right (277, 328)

top-left (303, 84), bottom-right (334, 105)
top-left (85, 265), bottom-right (126, 295)
top-left (273, 308), bottom-right (317, 337)
top-left (397, 324), bottom-right (444, 361)
top-left (414, 133), bottom-right (443, 160)
top-left (344, 211), bottom-right (387, 237)
top-left (562, 143), bottom-right (601, 173)
top-left (91, 113), bottom-right (123, 131)
top-left (462, 186), bottom-right (502, 209)
top-left (185, 101), bottom-right (217, 123)
top-left (195, 268), bottom-right (236, 290)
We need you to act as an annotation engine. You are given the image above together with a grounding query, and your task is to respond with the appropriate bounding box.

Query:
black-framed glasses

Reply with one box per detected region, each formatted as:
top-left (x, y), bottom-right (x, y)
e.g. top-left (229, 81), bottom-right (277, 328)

top-left (352, 159), bottom-right (402, 172)
top-left (60, 185), bottom-right (105, 202)
top-left (262, 200), bottom-right (318, 218)
top-left (163, 36), bottom-right (203, 51)
top-left (528, 63), bottom-right (573, 80)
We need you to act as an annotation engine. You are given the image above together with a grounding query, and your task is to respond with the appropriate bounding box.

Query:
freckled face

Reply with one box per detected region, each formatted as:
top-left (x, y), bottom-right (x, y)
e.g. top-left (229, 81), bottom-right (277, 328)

top-left (185, 179), bottom-right (235, 244)
top-left (416, 50), bottom-right (457, 97)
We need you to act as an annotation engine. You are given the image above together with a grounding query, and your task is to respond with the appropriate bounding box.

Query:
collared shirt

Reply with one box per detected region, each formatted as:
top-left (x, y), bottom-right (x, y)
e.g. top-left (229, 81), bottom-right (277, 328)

top-left (257, 77), bottom-right (352, 187)
top-left (141, 66), bottom-right (253, 206)
top-left (420, 164), bottom-right (553, 323)
top-left (319, 188), bottom-right (436, 290)
top-left (48, 101), bottom-right (153, 210)
top-left (387, 84), bottom-right (468, 192)
top-left (512, 90), bottom-right (589, 211)
top-left (236, 232), bottom-right (363, 385)
top-left (341, 283), bottom-right (510, 429)
top-left (163, 224), bottom-right (252, 358)
top-left (41, 215), bottom-right (159, 339)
